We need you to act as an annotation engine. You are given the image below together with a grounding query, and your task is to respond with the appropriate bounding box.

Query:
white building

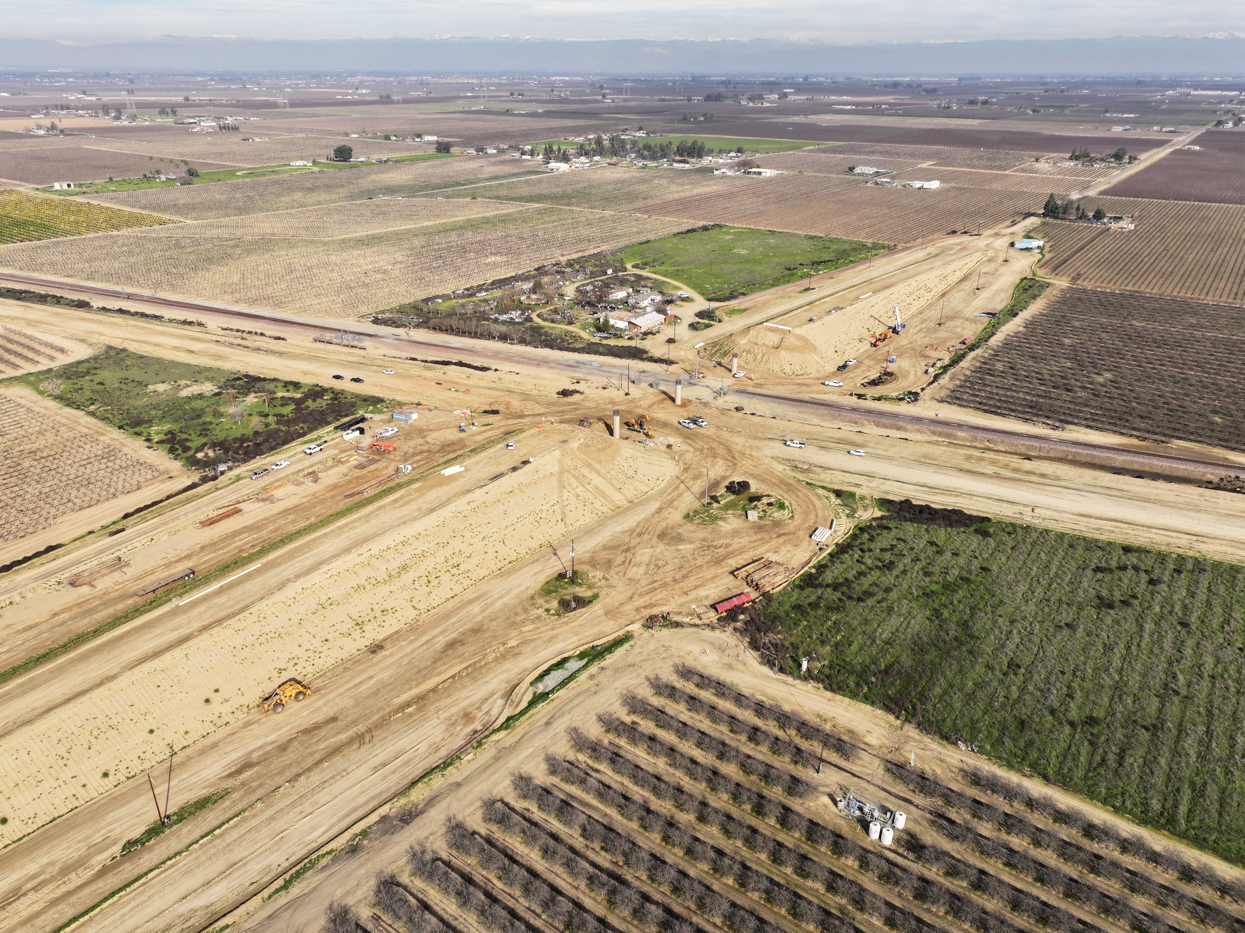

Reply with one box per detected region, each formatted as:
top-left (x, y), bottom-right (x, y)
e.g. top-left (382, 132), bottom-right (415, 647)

top-left (626, 310), bottom-right (666, 333)
top-left (1013, 238), bottom-right (1044, 250)
top-left (906, 180), bottom-right (941, 189)
top-left (742, 167), bottom-right (782, 177)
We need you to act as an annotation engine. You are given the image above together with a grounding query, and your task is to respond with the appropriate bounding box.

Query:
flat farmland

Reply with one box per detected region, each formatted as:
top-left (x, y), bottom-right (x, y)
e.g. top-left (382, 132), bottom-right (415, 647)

top-left (432, 165), bottom-right (725, 210)
top-left (0, 143), bottom-right (235, 186)
top-left (943, 285), bottom-right (1245, 451)
top-left (81, 129), bottom-right (421, 167)
top-left (637, 174), bottom-right (1031, 243)
top-left (761, 510), bottom-right (1245, 865)
top-left (263, 111), bottom-right (609, 145)
top-left (138, 196), bottom-right (526, 239)
top-left (89, 155), bottom-right (539, 220)
top-left (1034, 197), bottom-right (1245, 302)
top-left (690, 120), bottom-right (1166, 155)
top-left (0, 389), bottom-right (173, 545)
top-left (888, 167), bottom-right (1088, 196)
top-left (248, 629), bottom-right (1245, 933)
top-left (0, 205), bottom-right (692, 316)
top-left (1103, 131), bottom-right (1245, 205)
top-left (753, 150), bottom-right (927, 176)
top-left (0, 190), bottom-right (175, 244)
top-left (808, 142), bottom-right (1112, 173)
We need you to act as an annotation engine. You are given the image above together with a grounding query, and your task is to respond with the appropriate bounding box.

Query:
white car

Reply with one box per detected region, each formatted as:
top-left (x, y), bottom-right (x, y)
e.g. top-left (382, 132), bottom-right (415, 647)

top-left (506, 442), bottom-right (516, 450)
top-left (678, 419), bottom-right (696, 429)
top-left (382, 368), bottom-right (395, 375)
top-left (691, 417), bottom-right (708, 427)
top-left (848, 449), bottom-right (866, 457)
top-left (303, 444), bottom-right (324, 455)
top-left (823, 380), bottom-right (844, 387)
top-left (784, 440), bottom-right (806, 449)
top-left (272, 460), bottom-right (291, 470)
top-left (732, 371), bottom-right (745, 378)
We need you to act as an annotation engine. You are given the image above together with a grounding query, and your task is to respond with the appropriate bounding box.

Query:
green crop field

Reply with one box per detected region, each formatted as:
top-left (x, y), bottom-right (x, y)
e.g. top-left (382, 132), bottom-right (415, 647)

top-left (617, 225), bottom-right (888, 301)
top-left (12, 346), bottom-right (382, 471)
top-left (758, 504), bottom-right (1245, 865)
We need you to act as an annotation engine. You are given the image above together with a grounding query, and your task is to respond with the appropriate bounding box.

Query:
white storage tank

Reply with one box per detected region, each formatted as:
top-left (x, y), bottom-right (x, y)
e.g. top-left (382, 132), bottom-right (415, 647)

top-left (880, 825), bottom-right (894, 846)
top-left (868, 821), bottom-right (881, 841)
top-left (892, 811), bottom-right (907, 830)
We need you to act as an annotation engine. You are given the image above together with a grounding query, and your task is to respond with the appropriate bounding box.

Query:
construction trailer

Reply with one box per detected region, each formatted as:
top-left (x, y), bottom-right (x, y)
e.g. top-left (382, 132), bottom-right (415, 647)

top-left (392, 411), bottom-right (418, 423)
top-left (133, 568), bottom-right (195, 597)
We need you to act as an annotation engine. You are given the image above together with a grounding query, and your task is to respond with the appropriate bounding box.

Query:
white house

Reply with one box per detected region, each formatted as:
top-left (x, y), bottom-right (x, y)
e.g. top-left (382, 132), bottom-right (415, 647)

top-left (545, 161), bottom-right (570, 172)
top-left (626, 310), bottom-right (666, 333)
top-left (742, 167), bottom-right (782, 177)
top-left (906, 180), bottom-right (941, 189)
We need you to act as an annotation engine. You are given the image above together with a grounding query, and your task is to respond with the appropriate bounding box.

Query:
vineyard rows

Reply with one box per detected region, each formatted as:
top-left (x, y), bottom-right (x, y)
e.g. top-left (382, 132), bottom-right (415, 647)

top-left (0, 205), bottom-right (693, 317)
top-left (888, 167), bottom-right (1087, 196)
top-left (322, 664), bottom-right (1243, 933)
top-left (92, 155), bottom-right (538, 220)
top-left (636, 175), bottom-right (1031, 243)
top-left (137, 196), bottom-right (525, 240)
top-left (429, 166), bottom-right (727, 212)
top-left (1103, 132), bottom-right (1245, 206)
top-left (761, 514), bottom-right (1245, 864)
top-left (1035, 197), bottom-right (1245, 301)
top-left (0, 189), bottom-right (174, 245)
top-left (755, 150), bottom-right (927, 176)
top-left (0, 325), bottom-right (70, 376)
top-left (807, 142), bottom-right (1065, 172)
top-left (88, 130), bottom-right (415, 168)
top-left (945, 285), bottom-right (1245, 451)
top-left (0, 392), bottom-right (165, 544)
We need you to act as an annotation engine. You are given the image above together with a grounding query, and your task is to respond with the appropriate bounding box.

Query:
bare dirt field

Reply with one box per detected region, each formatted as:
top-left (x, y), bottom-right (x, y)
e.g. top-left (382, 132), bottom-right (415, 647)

top-left (429, 164), bottom-right (728, 210)
top-left (637, 173), bottom-right (1032, 243)
top-left (0, 205), bottom-right (693, 317)
top-left (1102, 130), bottom-right (1245, 205)
top-left (233, 627), bottom-right (1245, 933)
top-left (0, 144), bottom-right (236, 186)
top-left (88, 155), bottom-right (539, 220)
top-left (0, 385), bottom-right (186, 548)
top-left (1034, 197), bottom-right (1245, 302)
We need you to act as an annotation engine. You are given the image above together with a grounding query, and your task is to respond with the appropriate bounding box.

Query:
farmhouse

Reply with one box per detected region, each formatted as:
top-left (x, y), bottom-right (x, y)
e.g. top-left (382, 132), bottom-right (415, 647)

top-left (742, 167), bottom-right (782, 177)
top-left (626, 310), bottom-right (666, 333)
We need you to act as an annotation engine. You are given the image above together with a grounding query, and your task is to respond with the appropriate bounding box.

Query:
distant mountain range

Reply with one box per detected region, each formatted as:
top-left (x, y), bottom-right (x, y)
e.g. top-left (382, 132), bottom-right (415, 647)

top-left (2, 36), bottom-right (1245, 76)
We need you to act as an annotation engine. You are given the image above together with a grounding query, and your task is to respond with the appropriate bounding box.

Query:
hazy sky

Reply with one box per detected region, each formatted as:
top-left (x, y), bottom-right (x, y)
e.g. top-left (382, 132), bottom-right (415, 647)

top-left (3, 0), bottom-right (1243, 44)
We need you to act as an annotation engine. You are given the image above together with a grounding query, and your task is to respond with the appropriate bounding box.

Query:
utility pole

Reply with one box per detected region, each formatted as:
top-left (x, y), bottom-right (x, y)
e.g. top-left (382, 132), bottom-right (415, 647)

top-left (704, 468), bottom-right (709, 505)
top-left (163, 744), bottom-right (173, 825)
top-left (147, 772), bottom-right (163, 825)
top-left (817, 744), bottom-right (824, 775)
top-left (569, 539), bottom-right (575, 581)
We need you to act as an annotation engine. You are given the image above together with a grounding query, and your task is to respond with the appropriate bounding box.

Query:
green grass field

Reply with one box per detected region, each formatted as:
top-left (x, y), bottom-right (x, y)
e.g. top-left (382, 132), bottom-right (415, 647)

top-left (759, 508), bottom-right (1245, 864)
top-left (37, 154), bottom-right (456, 197)
top-left (11, 346), bottom-right (382, 471)
top-left (617, 226), bottom-right (889, 301)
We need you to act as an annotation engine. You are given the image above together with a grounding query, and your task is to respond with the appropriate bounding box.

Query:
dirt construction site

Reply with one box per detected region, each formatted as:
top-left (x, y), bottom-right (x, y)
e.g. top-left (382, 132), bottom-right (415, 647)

top-left (2, 195), bottom-right (1245, 933)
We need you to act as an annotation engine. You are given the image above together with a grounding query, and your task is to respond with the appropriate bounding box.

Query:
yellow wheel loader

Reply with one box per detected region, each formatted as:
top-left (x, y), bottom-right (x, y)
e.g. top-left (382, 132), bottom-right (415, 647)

top-left (261, 678), bottom-right (312, 713)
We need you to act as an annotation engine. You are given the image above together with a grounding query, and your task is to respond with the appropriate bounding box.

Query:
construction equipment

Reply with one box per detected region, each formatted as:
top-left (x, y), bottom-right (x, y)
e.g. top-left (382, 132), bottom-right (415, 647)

top-left (623, 413), bottom-right (655, 438)
top-left (892, 303), bottom-right (906, 333)
top-left (868, 331), bottom-right (894, 348)
top-left (261, 678), bottom-right (311, 713)
top-left (369, 441), bottom-right (395, 453)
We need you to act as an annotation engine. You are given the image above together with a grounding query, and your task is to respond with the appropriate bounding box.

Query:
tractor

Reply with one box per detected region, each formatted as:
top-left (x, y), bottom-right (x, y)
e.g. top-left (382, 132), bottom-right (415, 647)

top-left (261, 678), bottom-right (312, 713)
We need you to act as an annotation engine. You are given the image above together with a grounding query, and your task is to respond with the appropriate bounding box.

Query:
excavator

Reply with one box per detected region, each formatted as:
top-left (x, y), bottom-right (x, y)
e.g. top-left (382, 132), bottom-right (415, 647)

top-left (261, 678), bottom-right (312, 713)
top-left (623, 413), bottom-right (655, 439)
top-left (369, 441), bottom-right (395, 454)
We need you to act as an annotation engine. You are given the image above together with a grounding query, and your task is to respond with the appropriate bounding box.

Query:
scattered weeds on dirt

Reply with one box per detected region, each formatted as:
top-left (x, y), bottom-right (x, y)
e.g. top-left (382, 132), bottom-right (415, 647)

top-left (265, 849), bottom-right (338, 901)
top-left (685, 479), bottom-right (790, 525)
top-left (119, 789), bottom-right (231, 856)
top-left (760, 506), bottom-right (1245, 865)
top-left (11, 346), bottom-right (381, 472)
top-left (618, 225), bottom-right (889, 301)
top-left (930, 276), bottom-right (1048, 382)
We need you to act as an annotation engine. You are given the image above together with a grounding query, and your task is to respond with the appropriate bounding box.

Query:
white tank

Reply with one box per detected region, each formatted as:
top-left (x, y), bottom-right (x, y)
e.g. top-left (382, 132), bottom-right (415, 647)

top-left (892, 811), bottom-right (907, 830)
top-left (881, 825), bottom-right (894, 846)
top-left (868, 821), bottom-right (881, 841)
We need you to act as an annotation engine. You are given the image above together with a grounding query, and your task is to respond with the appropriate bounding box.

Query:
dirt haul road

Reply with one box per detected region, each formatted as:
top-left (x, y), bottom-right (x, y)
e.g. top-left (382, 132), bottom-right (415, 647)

top-left (0, 417), bottom-right (833, 933)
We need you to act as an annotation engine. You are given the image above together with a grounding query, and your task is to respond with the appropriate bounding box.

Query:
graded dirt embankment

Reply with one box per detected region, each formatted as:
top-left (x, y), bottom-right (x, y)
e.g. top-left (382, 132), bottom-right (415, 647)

top-left (0, 432), bottom-right (671, 845)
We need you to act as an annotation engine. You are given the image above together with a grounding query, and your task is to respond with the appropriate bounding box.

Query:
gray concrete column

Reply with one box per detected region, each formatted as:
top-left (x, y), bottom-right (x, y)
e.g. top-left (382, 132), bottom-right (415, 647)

top-left (674, 379), bottom-right (682, 406)
top-left (613, 408), bottom-right (621, 439)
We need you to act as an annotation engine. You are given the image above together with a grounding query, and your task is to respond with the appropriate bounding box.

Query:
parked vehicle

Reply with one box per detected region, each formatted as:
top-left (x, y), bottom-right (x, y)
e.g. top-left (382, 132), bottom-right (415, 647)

top-left (848, 449), bottom-right (867, 457)
top-left (691, 417), bottom-right (708, 427)
top-left (250, 468), bottom-right (271, 480)
top-left (272, 460), bottom-right (290, 470)
top-left (784, 440), bottom-right (806, 449)
top-left (506, 442), bottom-right (516, 450)
top-left (732, 371), bottom-right (745, 378)
top-left (382, 369), bottom-right (395, 375)
top-left (823, 380), bottom-right (844, 387)
top-left (303, 444), bottom-right (324, 455)
top-left (837, 359), bottom-right (858, 372)
top-left (375, 426), bottom-right (398, 438)
top-left (332, 374), bottom-right (344, 380)
top-left (350, 376), bottom-right (364, 384)
top-left (678, 419), bottom-right (696, 429)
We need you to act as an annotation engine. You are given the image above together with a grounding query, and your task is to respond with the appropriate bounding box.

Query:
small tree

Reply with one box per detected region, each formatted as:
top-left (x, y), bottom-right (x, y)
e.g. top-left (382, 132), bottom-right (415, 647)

top-left (186, 165), bottom-right (200, 177)
top-left (332, 144), bottom-right (353, 162)
top-left (435, 140), bottom-right (452, 153)
top-left (1111, 146), bottom-right (1128, 161)
top-left (1043, 192), bottom-right (1062, 218)
top-left (1092, 207), bottom-right (1107, 221)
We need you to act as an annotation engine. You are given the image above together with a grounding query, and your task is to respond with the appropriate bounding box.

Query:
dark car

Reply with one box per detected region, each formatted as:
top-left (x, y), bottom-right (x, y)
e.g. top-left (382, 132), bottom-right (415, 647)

top-left (332, 374), bottom-right (344, 380)
top-left (350, 376), bottom-right (364, 384)
top-left (250, 468), bottom-right (271, 481)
